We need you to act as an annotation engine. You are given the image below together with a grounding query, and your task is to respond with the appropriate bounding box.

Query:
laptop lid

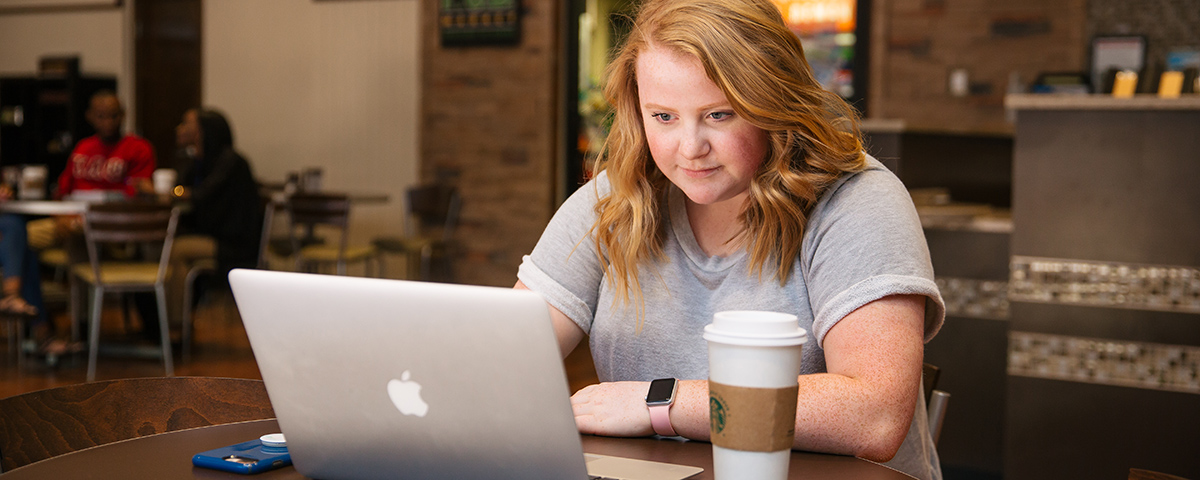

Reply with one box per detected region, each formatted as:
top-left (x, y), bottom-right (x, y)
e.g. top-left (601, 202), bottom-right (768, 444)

top-left (229, 269), bottom-right (589, 480)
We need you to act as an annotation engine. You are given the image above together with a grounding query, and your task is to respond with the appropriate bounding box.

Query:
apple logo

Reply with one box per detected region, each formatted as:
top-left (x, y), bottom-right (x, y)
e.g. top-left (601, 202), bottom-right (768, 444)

top-left (387, 370), bottom-right (429, 417)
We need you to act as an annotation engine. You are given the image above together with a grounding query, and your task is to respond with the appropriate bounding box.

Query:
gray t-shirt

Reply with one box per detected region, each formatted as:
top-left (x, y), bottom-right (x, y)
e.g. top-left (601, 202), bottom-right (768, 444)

top-left (518, 156), bottom-right (945, 480)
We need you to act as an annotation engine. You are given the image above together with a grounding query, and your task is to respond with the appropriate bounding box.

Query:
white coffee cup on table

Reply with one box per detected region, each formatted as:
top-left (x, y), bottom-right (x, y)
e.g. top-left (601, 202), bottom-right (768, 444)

top-left (18, 165), bottom-right (46, 200)
top-left (705, 310), bottom-right (807, 480)
top-left (153, 169), bottom-right (177, 195)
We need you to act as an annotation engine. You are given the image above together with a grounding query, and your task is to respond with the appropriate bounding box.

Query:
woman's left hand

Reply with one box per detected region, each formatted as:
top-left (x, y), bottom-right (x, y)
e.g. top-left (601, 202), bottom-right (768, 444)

top-left (570, 381), bottom-right (654, 437)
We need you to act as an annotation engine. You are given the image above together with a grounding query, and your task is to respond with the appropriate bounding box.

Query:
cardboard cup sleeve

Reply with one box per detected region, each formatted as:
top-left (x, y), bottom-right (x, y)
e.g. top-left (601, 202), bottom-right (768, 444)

top-left (709, 382), bottom-right (799, 452)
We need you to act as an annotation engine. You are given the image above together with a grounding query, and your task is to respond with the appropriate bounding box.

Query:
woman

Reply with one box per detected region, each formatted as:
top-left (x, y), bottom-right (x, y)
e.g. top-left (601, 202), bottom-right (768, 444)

top-left (141, 108), bottom-right (263, 340)
top-left (515, 1), bottom-right (945, 479)
top-left (0, 194), bottom-right (43, 320)
top-left (175, 108), bottom-right (263, 283)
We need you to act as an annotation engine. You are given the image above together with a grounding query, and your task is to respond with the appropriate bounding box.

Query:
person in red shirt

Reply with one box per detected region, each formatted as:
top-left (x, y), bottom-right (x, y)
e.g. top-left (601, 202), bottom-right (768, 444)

top-left (14, 91), bottom-right (157, 356)
top-left (56, 91), bottom-right (156, 198)
top-left (28, 91), bottom-right (157, 242)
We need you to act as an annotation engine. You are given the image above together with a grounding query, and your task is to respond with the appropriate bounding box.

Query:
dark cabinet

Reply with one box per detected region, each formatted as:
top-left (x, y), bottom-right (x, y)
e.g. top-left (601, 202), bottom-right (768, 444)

top-left (0, 75), bottom-right (117, 195)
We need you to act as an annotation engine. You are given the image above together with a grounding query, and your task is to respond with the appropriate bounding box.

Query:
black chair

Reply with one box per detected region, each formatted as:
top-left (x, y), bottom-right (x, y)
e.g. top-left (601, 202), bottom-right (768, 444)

top-left (287, 193), bottom-right (382, 276)
top-left (0, 377), bottom-right (274, 473)
top-left (923, 362), bottom-right (950, 445)
top-left (372, 184), bottom-right (460, 281)
top-left (180, 197), bottom-right (277, 361)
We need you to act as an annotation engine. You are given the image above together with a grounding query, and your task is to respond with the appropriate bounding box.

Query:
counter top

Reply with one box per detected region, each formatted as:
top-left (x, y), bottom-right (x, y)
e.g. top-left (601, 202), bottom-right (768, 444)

top-left (917, 204), bottom-right (1013, 233)
top-left (859, 118), bottom-right (906, 133)
top-left (1005, 93), bottom-right (1200, 111)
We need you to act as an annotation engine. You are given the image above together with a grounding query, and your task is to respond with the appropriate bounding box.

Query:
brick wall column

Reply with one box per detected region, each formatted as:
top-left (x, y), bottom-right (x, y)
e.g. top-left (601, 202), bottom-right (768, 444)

top-left (421, 0), bottom-right (562, 286)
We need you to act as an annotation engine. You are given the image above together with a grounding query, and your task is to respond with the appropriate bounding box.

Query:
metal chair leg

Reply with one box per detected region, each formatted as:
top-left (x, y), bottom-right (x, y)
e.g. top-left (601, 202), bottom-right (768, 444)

top-left (927, 390), bottom-right (950, 446)
top-left (155, 285), bottom-right (174, 377)
top-left (16, 318), bottom-right (24, 370)
top-left (182, 285), bottom-right (194, 362)
top-left (4, 319), bottom-right (13, 365)
top-left (420, 245), bottom-right (433, 281)
top-left (181, 266), bottom-right (207, 362)
top-left (87, 286), bottom-right (104, 382)
top-left (4, 317), bottom-right (25, 370)
top-left (121, 294), bottom-right (135, 333)
top-left (69, 277), bottom-right (81, 343)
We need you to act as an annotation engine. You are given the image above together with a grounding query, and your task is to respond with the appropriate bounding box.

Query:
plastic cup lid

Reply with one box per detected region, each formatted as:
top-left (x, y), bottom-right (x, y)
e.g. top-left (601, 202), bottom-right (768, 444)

top-left (260, 433), bottom-right (287, 448)
top-left (703, 310), bottom-right (807, 347)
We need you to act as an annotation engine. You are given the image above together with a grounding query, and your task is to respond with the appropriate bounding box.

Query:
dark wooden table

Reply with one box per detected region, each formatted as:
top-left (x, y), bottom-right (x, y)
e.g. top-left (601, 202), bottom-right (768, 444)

top-left (0, 377), bottom-right (275, 472)
top-left (1, 418), bottom-right (911, 479)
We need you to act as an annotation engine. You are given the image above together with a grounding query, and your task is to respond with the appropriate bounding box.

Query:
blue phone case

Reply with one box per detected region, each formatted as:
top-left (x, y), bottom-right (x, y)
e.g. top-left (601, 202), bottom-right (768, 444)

top-left (192, 439), bottom-right (292, 474)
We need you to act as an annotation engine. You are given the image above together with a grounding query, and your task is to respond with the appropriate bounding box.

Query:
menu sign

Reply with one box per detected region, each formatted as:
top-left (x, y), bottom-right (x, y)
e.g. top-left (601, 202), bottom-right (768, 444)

top-left (440, 0), bottom-right (520, 47)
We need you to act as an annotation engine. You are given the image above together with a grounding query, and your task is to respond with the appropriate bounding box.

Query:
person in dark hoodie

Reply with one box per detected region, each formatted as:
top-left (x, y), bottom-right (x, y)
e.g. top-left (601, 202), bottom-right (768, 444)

top-left (174, 108), bottom-right (264, 283)
top-left (142, 108), bottom-right (264, 341)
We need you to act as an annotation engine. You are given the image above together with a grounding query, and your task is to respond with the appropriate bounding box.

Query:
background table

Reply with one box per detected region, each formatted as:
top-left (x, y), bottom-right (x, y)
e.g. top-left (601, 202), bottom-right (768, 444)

top-left (1, 418), bottom-right (912, 479)
top-left (0, 200), bottom-right (88, 215)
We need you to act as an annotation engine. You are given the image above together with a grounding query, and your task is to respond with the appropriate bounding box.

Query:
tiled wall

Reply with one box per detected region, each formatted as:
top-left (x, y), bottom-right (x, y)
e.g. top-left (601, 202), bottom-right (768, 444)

top-left (1009, 330), bottom-right (1200, 394)
top-left (1004, 101), bottom-right (1200, 479)
top-left (1010, 256), bottom-right (1200, 314)
top-left (936, 276), bottom-right (1009, 319)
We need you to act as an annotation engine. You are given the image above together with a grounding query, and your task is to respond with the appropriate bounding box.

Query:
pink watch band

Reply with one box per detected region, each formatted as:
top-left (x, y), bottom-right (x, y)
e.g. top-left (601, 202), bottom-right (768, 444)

top-left (649, 403), bottom-right (676, 436)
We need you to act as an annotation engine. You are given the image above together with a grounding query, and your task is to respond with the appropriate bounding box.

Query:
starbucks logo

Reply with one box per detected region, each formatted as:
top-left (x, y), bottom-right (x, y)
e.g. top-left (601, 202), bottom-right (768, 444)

top-left (709, 394), bottom-right (727, 434)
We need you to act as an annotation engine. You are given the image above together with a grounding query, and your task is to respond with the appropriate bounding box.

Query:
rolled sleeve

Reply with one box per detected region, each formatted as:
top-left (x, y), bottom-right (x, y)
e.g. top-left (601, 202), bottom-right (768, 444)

top-left (517, 256), bottom-right (595, 334)
top-left (812, 274), bottom-right (945, 347)
top-left (803, 160), bottom-right (946, 348)
top-left (516, 174), bottom-right (612, 335)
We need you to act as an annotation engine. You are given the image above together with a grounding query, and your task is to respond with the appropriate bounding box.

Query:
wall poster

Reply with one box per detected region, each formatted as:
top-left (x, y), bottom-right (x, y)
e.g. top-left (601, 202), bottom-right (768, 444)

top-left (439, 0), bottom-right (520, 47)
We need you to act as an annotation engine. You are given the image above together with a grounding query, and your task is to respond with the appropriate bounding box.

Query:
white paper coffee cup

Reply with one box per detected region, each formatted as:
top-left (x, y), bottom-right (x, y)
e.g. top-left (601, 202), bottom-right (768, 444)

top-left (18, 165), bottom-right (46, 200)
top-left (704, 311), bottom-right (807, 480)
top-left (153, 169), bottom-right (177, 195)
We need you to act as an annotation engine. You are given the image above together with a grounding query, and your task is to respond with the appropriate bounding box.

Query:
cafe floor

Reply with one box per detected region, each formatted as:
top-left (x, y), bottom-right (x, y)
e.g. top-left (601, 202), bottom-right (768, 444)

top-left (0, 289), bottom-right (600, 400)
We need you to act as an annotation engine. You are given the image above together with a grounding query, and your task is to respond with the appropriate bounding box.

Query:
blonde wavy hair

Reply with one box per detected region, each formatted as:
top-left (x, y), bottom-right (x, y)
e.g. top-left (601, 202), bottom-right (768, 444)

top-left (592, 0), bottom-right (867, 308)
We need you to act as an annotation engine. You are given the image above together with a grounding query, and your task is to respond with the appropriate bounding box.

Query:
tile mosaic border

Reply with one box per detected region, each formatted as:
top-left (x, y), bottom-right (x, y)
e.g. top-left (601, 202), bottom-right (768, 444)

top-left (1008, 331), bottom-right (1200, 394)
top-left (1009, 256), bottom-right (1200, 314)
top-left (936, 277), bottom-right (1010, 319)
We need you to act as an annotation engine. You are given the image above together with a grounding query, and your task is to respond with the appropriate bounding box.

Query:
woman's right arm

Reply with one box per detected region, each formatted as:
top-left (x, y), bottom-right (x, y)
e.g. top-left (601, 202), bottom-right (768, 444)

top-left (515, 175), bottom-right (609, 359)
top-left (514, 280), bottom-right (585, 358)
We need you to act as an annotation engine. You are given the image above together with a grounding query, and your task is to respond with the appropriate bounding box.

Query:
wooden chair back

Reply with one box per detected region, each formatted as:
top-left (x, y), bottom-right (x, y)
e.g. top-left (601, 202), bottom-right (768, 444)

top-left (287, 193), bottom-right (351, 263)
top-left (80, 202), bottom-right (180, 285)
top-left (82, 202), bottom-right (176, 243)
top-left (287, 193), bottom-right (351, 228)
top-left (406, 184), bottom-right (460, 242)
top-left (0, 377), bottom-right (274, 473)
top-left (922, 362), bottom-right (941, 405)
top-left (1129, 468), bottom-right (1192, 480)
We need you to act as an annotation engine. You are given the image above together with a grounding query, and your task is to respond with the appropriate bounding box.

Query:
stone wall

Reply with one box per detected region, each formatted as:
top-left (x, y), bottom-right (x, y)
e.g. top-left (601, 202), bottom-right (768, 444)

top-left (869, 0), bottom-right (1088, 134)
top-left (869, 0), bottom-right (1199, 134)
top-left (420, 0), bottom-right (562, 286)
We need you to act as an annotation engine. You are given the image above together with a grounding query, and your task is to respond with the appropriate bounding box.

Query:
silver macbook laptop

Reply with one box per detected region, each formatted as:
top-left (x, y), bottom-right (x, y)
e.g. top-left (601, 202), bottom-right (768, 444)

top-left (229, 269), bottom-right (702, 480)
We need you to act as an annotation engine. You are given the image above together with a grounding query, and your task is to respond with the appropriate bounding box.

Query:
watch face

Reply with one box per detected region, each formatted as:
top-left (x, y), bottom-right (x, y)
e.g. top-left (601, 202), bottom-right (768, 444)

top-left (646, 378), bottom-right (676, 404)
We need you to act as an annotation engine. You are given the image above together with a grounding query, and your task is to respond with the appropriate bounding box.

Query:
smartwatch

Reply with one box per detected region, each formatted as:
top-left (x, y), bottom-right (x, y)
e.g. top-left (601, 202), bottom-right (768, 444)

top-left (645, 378), bottom-right (678, 436)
